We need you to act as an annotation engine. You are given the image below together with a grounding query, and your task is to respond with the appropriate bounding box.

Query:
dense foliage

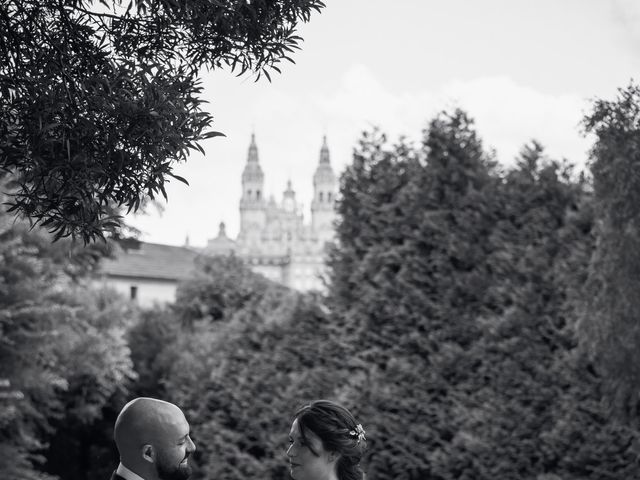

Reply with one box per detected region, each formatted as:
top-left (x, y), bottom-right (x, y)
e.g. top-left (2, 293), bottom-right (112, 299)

top-left (115, 109), bottom-right (640, 480)
top-left (0, 205), bottom-right (137, 480)
top-left (580, 83), bottom-right (640, 417)
top-left (6, 87), bottom-right (640, 480)
top-left (0, 0), bottom-right (324, 242)
top-left (139, 256), bottom-right (359, 480)
top-left (324, 112), bottom-right (638, 480)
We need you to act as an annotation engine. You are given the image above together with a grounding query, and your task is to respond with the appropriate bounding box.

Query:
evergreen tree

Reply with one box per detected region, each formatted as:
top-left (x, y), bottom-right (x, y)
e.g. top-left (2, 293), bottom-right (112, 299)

top-left (326, 113), bottom-right (639, 479)
top-left (327, 110), bottom-right (501, 480)
top-left (580, 82), bottom-right (640, 417)
top-left (438, 143), bottom-right (638, 479)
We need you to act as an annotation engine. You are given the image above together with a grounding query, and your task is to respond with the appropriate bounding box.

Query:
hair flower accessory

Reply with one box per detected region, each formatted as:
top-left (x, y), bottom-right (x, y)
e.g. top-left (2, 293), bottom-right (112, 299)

top-left (349, 424), bottom-right (366, 444)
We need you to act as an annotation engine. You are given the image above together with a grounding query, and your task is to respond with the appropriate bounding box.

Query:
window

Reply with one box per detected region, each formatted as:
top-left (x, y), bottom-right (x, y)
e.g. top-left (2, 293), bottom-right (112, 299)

top-left (319, 192), bottom-right (324, 202)
top-left (130, 285), bottom-right (138, 301)
top-left (247, 189), bottom-right (252, 198)
top-left (256, 189), bottom-right (261, 200)
top-left (327, 192), bottom-right (332, 201)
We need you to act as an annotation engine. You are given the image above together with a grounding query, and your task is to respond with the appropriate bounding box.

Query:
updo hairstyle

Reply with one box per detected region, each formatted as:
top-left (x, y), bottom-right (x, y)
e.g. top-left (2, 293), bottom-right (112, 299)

top-left (294, 400), bottom-right (367, 480)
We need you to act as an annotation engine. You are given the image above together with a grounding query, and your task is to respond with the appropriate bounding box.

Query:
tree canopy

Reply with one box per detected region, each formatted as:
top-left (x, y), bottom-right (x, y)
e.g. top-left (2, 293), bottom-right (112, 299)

top-left (580, 82), bottom-right (640, 417)
top-left (0, 0), bottom-right (325, 242)
top-left (0, 202), bottom-right (137, 480)
top-left (324, 111), bottom-right (636, 479)
top-left (7, 89), bottom-right (640, 479)
top-left (93, 109), bottom-right (638, 480)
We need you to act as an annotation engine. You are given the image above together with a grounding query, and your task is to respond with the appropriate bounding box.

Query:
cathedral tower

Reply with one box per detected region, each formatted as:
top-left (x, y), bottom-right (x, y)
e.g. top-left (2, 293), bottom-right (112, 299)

top-left (282, 179), bottom-right (297, 213)
top-left (311, 136), bottom-right (337, 241)
top-left (239, 134), bottom-right (266, 242)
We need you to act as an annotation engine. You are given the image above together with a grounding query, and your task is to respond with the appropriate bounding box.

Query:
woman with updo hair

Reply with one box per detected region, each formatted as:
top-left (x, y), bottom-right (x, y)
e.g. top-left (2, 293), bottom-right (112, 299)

top-left (286, 400), bottom-right (367, 480)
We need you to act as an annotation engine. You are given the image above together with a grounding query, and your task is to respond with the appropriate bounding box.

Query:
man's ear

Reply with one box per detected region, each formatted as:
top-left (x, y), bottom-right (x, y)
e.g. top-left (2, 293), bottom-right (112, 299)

top-left (142, 444), bottom-right (156, 464)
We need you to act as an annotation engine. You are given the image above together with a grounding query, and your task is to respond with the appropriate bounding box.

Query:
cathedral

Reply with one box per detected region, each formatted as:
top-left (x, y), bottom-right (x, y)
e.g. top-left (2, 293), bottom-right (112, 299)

top-left (203, 133), bottom-right (338, 291)
top-left (97, 134), bottom-right (338, 305)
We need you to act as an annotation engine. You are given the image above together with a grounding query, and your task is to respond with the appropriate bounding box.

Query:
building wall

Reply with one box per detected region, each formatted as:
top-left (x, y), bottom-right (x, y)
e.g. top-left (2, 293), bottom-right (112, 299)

top-left (250, 263), bottom-right (286, 284)
top-left (288, 258), bottom-right (327, 291)
top-left (93, 276), bottom-right (179, 308)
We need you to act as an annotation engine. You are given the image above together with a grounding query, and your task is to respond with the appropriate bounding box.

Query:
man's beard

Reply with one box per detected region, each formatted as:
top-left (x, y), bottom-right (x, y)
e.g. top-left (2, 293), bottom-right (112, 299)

top-left (155, 453), bottom-right (193, 480)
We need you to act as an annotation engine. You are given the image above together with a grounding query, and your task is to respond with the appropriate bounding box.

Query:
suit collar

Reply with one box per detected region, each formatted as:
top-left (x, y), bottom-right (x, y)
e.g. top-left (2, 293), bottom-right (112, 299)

top-left (116, 463), bottom-right (148, 480)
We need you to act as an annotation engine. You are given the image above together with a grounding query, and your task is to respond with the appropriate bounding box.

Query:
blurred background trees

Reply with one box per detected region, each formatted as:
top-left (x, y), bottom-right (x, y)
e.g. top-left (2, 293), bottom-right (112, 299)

top-left (580, 83), bottom-right (640, 418)
top-left (0, 205), bottom-right (136, 480)
top-left (4, 84), bottom-right (640, 480)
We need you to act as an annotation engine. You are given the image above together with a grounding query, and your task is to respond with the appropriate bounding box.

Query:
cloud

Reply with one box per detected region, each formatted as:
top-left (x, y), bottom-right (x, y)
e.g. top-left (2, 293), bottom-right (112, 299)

top-left (441, 76), bottom-right (590, 165)
top-left (612, 0), bottom-right (640, 49)
top-left (313, 65), bottom-right (591, 169)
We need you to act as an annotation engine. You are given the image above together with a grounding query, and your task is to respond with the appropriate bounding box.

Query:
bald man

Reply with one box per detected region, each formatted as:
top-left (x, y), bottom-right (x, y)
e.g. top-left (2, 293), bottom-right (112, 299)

top-left (111, 397), bottom-right (196, 480)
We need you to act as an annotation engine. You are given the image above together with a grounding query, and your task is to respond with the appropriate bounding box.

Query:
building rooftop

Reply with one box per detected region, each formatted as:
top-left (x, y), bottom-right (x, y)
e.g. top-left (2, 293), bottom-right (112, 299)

top-left (99, 241), bottom-right (200, 281)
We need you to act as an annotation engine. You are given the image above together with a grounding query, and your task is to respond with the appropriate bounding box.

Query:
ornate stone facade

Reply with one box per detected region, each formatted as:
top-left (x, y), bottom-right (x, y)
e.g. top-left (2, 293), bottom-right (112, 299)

top-left (204, 134), bottom-right (338, 291)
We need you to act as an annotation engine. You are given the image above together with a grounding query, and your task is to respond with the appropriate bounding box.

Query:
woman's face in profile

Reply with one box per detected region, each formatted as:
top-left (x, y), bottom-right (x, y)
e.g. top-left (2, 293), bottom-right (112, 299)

top-left (286, 418), bottom-right (337, 480)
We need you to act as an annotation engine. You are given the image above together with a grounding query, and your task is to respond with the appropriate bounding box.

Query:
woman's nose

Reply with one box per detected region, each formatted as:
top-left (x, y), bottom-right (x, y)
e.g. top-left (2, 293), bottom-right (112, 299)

top-left (286, 444), bottom-right (295, 457)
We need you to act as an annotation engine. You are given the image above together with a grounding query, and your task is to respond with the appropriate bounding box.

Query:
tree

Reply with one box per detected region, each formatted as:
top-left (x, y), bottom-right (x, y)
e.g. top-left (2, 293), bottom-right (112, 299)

top-left (173, 255), bottom-right (281, 325)
top-left (87, 107), bottom-right (640, 480)
top-left (128, 255), bottom-right (361, 480)
top-left (327, 111), bottom-right (502, 480)
top-left (41, 287), bottom-right (138, 480)
top-left (326, 113), bottom-right (639, 480)
top-left (0, 205), bottom-right (136, 480)
top-left (580, 82), bottom-right (640, 417)
top-left (0, 0), bottom-right (325, 242)
top-left (437, 143), bottom-right (639, 480)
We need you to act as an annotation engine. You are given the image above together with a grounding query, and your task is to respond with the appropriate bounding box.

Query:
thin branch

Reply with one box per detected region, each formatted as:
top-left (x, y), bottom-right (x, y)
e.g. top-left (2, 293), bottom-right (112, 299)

top-left (63, 5), bottom-right (151, 24)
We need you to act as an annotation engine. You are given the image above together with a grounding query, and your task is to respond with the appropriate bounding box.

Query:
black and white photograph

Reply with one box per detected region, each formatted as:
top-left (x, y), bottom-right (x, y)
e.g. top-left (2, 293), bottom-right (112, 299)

top-left (2, 1), bottom-right (640, 479)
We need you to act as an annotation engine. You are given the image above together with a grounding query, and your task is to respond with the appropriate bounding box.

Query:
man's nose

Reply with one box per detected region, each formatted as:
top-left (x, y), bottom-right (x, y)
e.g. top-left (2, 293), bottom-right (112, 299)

top-left (187, 436), bottom-right (196, 453)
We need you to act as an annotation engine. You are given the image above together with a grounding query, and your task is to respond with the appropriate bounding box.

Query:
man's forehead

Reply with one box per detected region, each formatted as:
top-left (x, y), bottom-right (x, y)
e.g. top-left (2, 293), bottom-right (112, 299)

top-left (152, 418), bottom-right (187, 446)
top-left (160, 409), bottom-right (189, 430)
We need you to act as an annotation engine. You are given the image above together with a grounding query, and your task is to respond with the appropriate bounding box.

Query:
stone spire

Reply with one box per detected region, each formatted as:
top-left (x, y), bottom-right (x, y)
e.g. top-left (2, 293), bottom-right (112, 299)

top-left (311, 136), bottom-right (337, 233)
top-left (284, 179), bottom-right (295, 198)
top-left (283, 179), bottom-right (297, 212)
top-left (242, 133), bottom-right (264, 184)
top-left (247, 133), bottom-right (258, 163)
top-left (240, 133), bottom-right (266, 233)
top-left (204, 221), bottom-right (236, 256)
top-left (313, 135), bottom-right (336, 186)
top-left (218, 221), bottom-right (228, 238)
top-left (319, 135), bottom-right (330, 165)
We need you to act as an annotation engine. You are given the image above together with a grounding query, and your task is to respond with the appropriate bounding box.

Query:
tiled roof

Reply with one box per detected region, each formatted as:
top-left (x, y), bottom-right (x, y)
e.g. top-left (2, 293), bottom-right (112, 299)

top-left (99, 241), bottom-right (200, 281)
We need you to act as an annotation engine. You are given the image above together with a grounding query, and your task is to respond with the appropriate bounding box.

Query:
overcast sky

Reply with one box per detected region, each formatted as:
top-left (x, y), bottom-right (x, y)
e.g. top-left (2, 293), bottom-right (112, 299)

top-left (126, 0), bottom-right (640, 247)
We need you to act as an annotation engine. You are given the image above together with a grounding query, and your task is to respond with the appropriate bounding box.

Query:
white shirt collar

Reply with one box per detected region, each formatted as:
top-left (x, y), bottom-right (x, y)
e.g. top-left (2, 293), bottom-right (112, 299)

top-left (116, 463), bottom-right (147, 480)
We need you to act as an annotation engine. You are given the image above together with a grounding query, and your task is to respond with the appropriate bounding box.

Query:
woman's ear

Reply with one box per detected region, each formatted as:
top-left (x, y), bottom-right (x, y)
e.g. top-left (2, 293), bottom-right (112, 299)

top-left (328, 451), bottom-right (340, 463)
top-left (142, 444), bottom-right (155, 464)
